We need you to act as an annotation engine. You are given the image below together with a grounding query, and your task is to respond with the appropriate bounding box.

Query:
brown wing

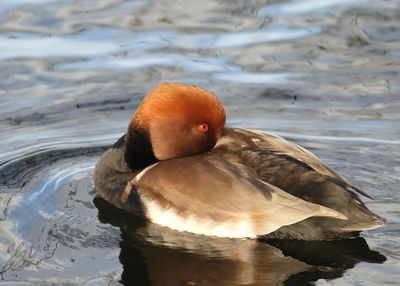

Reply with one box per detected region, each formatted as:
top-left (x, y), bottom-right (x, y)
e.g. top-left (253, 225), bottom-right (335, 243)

top-left (128, 155), bottom-right (346, 238)
top-left (220, 128), bottom-right (373, 199)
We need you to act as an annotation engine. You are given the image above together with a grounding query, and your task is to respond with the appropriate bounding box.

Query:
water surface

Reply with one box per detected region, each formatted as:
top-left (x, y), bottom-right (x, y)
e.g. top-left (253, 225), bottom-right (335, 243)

top-left (0, 0), bottom-right (399, 285)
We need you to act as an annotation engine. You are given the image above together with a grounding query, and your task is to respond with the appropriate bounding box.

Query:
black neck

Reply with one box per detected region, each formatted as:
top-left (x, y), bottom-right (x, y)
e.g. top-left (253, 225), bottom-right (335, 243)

top-left (123, 125), bottom-right (159, 171)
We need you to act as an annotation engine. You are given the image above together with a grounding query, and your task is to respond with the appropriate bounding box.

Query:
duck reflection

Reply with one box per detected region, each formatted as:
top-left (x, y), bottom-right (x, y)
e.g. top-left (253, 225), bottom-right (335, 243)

top-left (94, 197), bottom-right (386, 286)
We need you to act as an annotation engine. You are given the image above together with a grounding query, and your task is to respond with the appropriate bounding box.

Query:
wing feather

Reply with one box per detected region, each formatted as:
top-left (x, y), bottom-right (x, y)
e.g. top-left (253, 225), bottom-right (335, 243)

top-left (131, 156), bottom-right (346, 238)
top-left (222, 128), bottom-right (373, 199)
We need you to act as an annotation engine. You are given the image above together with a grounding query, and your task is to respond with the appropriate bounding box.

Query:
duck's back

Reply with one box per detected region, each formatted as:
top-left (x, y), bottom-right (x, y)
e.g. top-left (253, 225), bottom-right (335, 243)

top-left (214, 128), bottom-right (386, 239)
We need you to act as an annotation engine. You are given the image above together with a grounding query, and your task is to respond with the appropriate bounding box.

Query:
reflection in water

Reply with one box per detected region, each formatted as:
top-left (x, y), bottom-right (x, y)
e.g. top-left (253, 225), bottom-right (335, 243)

top-left (266, 238), bottom-right (386, 284)
top-left (94, 197), bottom-right (386, 286)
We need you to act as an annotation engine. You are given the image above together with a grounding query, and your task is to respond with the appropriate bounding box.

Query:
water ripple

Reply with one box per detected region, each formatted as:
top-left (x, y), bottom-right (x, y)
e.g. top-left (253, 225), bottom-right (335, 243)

top-left (259, 0), bottom-right (372, 16)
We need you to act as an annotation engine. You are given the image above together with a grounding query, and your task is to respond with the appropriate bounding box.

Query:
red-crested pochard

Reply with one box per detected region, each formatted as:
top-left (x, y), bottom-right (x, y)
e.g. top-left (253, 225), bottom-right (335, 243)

top-left (94, 82), bottom-right (386, 240)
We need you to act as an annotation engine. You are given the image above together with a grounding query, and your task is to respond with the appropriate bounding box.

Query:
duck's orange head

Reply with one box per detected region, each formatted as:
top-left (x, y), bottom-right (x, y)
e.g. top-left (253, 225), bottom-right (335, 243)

top-left (130, 82), bottom-right (226, 160)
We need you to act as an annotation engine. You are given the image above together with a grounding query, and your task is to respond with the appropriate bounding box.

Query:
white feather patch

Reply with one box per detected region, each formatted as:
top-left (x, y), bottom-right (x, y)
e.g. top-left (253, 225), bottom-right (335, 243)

top-left (135, 162), bottom-right (159, 182)
top-left (141, 196), bottom-right (257, 238)
top-left (122, 163), bottom-right (160, 203)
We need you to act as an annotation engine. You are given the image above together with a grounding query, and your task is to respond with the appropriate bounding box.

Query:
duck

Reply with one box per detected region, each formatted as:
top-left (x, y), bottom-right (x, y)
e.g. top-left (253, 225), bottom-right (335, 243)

top-left (93, 82), bottom-right (386, 240)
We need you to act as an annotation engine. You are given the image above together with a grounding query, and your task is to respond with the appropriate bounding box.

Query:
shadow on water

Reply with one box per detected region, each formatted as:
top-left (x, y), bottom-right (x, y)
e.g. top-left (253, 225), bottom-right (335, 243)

top-left (94, 197), bottom-right (386, 286)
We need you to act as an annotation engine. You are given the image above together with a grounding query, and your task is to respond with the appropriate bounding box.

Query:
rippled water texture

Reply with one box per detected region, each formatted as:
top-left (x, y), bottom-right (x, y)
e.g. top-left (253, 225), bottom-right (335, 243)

top-left (0, 0), bottom-right (399, 285)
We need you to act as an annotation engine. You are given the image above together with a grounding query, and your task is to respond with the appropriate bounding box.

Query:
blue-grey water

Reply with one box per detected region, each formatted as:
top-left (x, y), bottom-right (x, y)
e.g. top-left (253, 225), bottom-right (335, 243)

top-left (0, 0), bottom-right (399, 285)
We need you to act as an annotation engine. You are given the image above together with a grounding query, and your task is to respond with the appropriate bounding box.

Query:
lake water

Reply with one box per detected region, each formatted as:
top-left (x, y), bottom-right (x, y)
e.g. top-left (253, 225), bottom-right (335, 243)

top-left (0, 0), bottom-right (399, 285)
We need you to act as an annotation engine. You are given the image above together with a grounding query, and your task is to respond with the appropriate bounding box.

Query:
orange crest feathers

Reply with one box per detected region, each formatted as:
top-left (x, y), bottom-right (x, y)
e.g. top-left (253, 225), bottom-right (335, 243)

top-left (132, 82), bottom-right (226, 132)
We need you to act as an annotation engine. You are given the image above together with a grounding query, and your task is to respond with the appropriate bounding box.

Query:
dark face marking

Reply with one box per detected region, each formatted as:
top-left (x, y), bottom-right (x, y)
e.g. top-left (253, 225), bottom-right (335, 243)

top-left (124, 123), bottom-right (159, 171)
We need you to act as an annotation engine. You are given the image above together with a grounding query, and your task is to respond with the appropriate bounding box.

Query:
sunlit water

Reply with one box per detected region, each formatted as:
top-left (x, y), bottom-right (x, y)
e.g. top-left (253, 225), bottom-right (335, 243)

top-left (0, 0), bottom-right (399, 285)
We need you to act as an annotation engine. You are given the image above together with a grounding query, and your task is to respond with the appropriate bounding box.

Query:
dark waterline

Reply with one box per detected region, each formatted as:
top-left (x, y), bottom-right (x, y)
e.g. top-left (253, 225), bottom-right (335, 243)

top-left (0, 0), bottom-right (399, 285)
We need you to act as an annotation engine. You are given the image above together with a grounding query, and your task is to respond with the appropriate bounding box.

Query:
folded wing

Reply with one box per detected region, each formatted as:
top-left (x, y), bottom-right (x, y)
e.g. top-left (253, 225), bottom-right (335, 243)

top-left (129, 155), bottom-right (346, 238)
top-left (221, 128), bottom-right (373, 199)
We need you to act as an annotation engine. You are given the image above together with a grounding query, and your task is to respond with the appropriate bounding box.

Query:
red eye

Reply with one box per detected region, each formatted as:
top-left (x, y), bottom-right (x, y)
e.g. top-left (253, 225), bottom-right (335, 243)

top-left (198, 123), bottom-right (208, 133)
